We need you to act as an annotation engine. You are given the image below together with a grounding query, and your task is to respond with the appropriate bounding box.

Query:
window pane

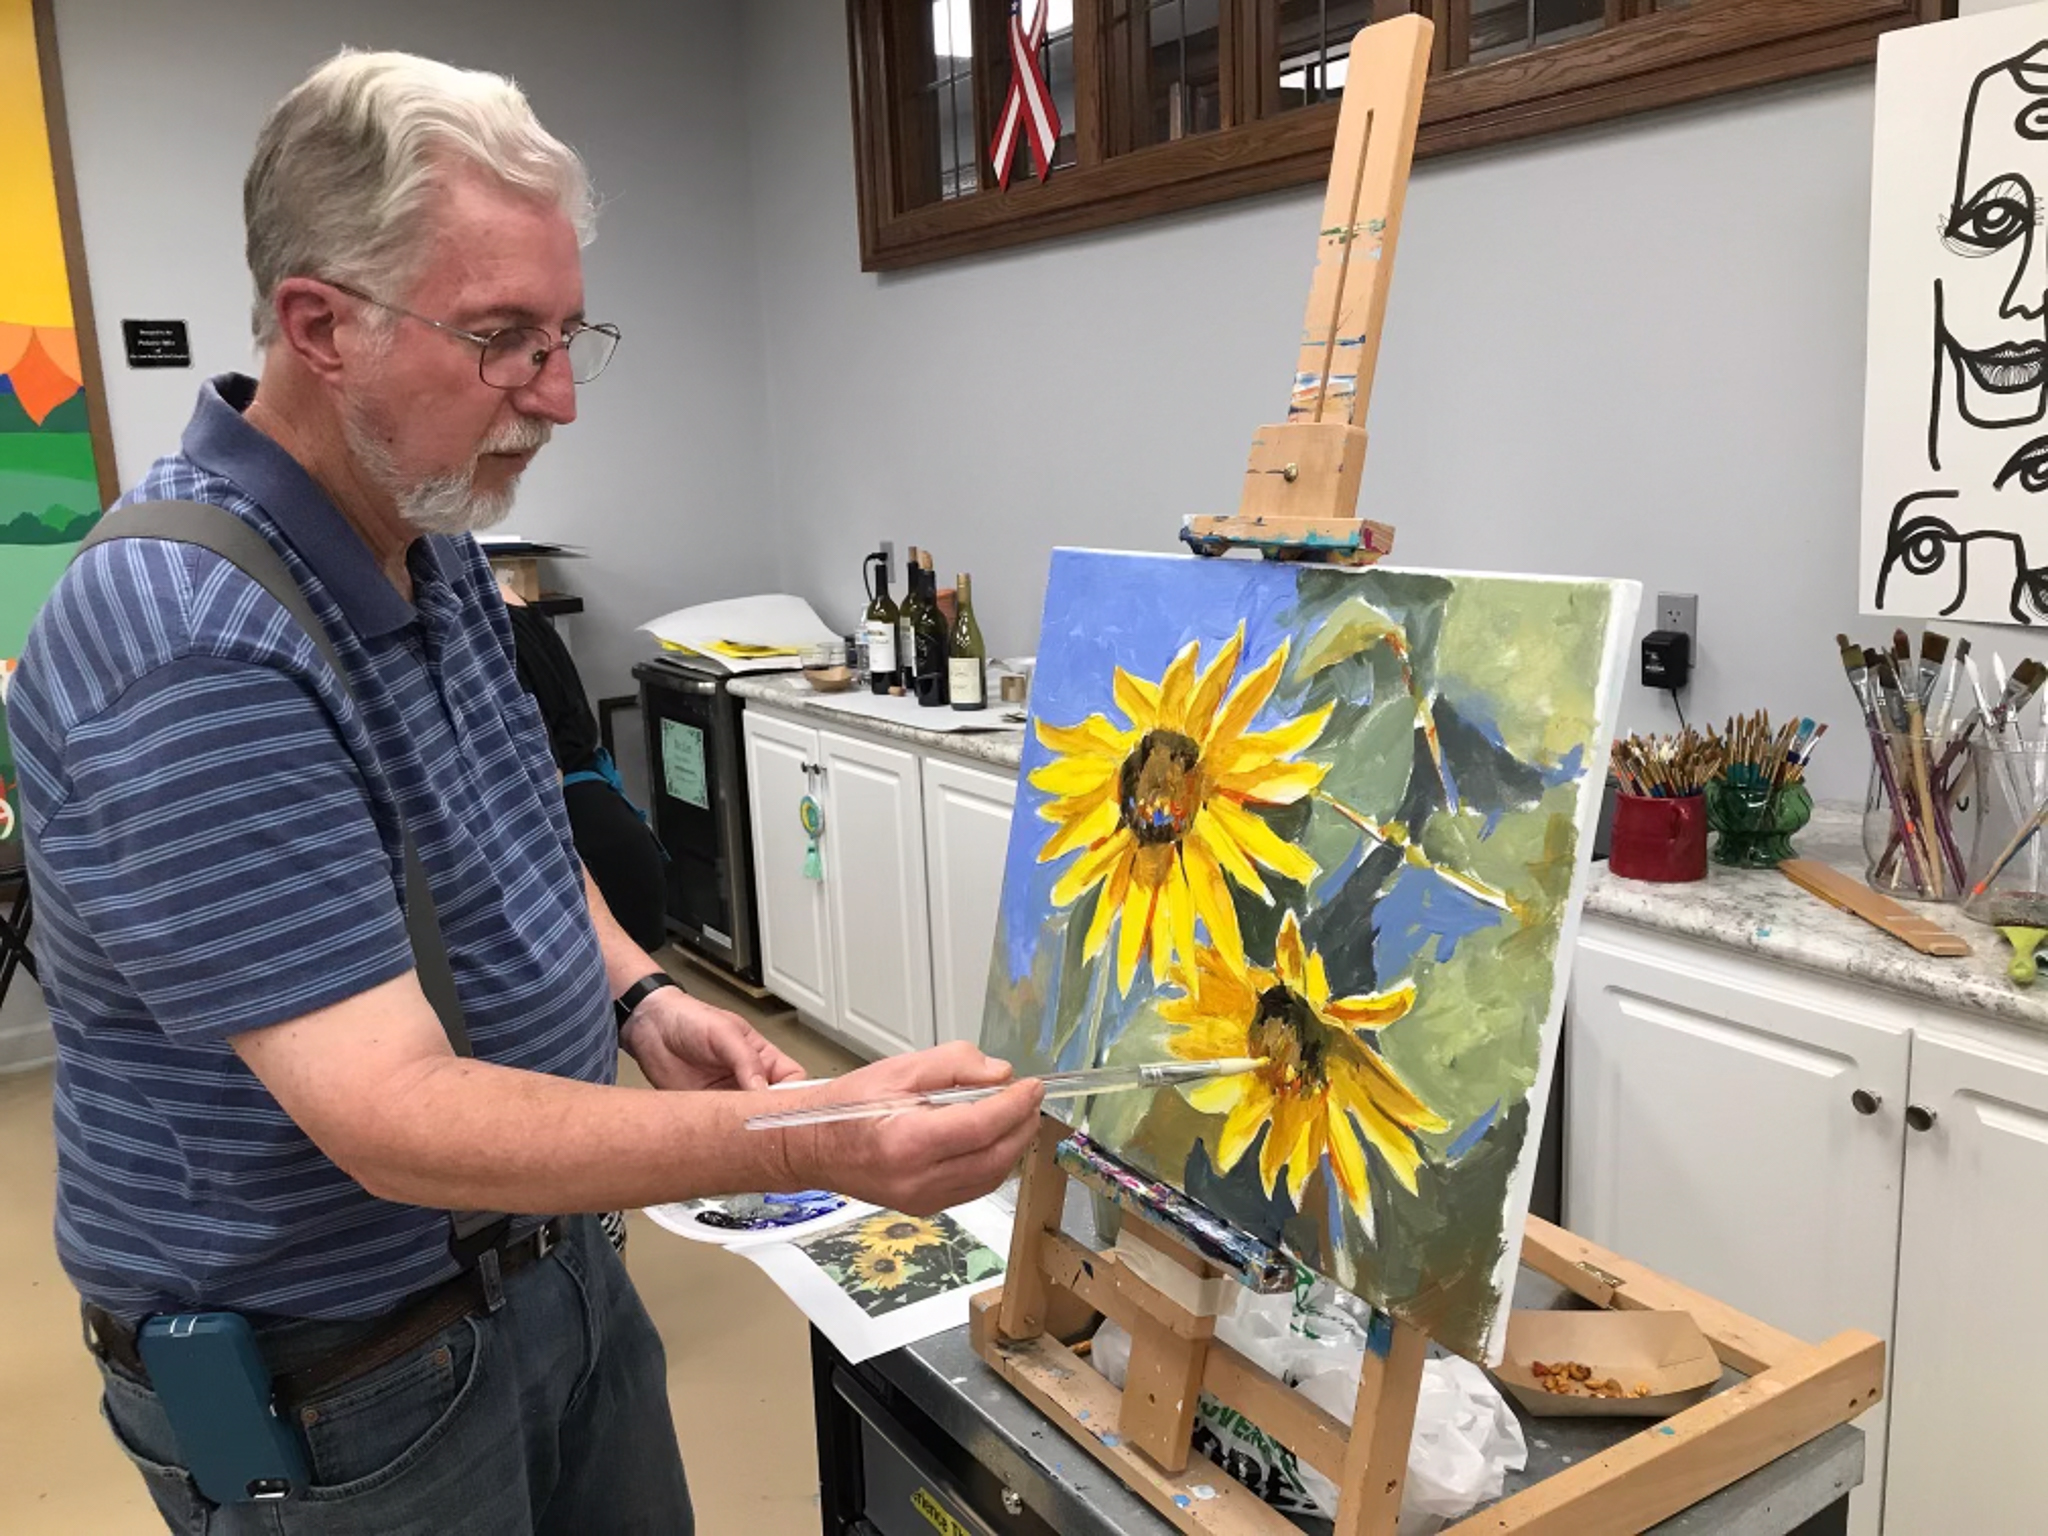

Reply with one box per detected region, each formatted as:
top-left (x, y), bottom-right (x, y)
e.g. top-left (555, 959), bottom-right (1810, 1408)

top-left (1273, 0), bottom-right (1372, 113)
top-left (919, 0), bottom-right (978, 202)
top-left (1102, 0), bottom-right (1222, 153)
top-left (1535, 0), bottom-right (1605, 47)
top-left (1470, 0), bottom-right (1534, 64)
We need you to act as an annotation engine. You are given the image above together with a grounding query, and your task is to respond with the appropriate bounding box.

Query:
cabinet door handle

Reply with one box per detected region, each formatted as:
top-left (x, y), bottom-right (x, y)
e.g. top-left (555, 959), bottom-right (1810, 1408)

top-left (1905, 1104), bottom-right (1938, 1133)
top-left (1850, 1088), bottom-right (1882, 1116)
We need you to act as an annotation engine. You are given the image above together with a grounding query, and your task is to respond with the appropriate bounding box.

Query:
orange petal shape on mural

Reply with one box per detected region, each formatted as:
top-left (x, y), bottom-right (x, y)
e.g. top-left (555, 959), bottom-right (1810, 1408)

top-left (4, 328), bottom-right (81, 424)
top-left (0, 323), bottom-right (31, 375)
top-left (36, 326), bottom-right (81, 385)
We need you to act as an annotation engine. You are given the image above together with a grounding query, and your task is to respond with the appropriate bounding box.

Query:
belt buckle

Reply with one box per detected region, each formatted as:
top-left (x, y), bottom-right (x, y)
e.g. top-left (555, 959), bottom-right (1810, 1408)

top-left (477, 1247), bottom-right (505, 1314)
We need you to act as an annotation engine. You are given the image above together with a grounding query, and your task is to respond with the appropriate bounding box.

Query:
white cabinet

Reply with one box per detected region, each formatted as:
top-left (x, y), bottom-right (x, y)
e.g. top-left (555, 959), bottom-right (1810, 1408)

top-left (742, 710), bottom-right (835, 1023)
top-left (922, 758), bottom-right (1018, 1045)
top-left (1884, 1028), bottom-right (2048, 1535)
top-left (1567, 920), bottom-right (1912, 1536)
top-left (743, 705), bottom-right (1015, 1060)
top-left (818, 728), bottom-right (936, 1058)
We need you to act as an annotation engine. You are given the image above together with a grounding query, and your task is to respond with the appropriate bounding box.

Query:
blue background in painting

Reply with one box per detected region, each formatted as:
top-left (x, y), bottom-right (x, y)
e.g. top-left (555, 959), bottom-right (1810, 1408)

top-left (1000, 550), bottom-right (1309, 989)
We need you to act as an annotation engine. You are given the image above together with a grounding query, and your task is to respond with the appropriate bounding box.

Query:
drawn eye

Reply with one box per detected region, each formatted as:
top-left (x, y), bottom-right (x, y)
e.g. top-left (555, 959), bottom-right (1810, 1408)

top-left (1895, 517), bottom-right (1956, 576)
top-left (1946, 176), bottom-right (2035, 255)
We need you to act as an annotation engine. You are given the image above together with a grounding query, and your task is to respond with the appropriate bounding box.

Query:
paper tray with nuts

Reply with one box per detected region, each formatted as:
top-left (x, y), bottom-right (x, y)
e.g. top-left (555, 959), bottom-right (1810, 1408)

top-left (1493, 1308), bottom-right (1721, 1418)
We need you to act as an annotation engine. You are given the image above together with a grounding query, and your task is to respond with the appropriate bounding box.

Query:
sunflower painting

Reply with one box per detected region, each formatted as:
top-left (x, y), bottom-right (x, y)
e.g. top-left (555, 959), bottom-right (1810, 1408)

top-left (796, 1209), bottom-right (1005, 1321)
top-left (980, 551), bottom-right (1635, 1362)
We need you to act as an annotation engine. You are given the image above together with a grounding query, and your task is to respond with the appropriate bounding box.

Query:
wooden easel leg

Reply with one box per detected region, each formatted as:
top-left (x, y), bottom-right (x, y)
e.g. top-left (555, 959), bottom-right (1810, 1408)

top-left (1334, 1315), bottom-right (1429, 1536)
top-left (997, 1115), bottom-right (1069, 1343)
top-left (1120, 1310), bottom-right (1213, 1473)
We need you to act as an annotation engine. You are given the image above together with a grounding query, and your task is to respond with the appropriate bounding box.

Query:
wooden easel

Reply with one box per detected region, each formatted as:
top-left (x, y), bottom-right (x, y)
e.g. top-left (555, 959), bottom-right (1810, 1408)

top-left (972, 1117), bottom-right (1884, 1536)
top-left (973, 15), bottom-right (1883, 1533)
top-left (1180, 15), bottom-right (1430, 565)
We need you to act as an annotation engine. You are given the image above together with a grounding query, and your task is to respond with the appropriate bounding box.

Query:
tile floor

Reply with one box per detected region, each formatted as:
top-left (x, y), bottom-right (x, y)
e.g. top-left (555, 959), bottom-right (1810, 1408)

top-left (0, 961), bottom-right (861, 1534)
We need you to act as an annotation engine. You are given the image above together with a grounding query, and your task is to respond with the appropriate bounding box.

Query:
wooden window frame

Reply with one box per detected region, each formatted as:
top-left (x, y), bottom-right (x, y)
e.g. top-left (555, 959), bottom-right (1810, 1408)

top-left (847, 0), bottom-right (1952, 272)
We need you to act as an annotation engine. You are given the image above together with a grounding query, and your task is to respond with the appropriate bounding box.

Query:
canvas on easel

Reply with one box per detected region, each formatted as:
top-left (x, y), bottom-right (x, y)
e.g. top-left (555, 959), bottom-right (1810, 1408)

top-left (979, 551), bottom-right (1635, 1364)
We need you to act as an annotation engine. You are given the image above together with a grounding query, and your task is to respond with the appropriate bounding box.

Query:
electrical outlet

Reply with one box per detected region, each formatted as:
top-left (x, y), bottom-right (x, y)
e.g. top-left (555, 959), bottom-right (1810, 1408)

top-left (1657, 592), bottom-right (1698, 648)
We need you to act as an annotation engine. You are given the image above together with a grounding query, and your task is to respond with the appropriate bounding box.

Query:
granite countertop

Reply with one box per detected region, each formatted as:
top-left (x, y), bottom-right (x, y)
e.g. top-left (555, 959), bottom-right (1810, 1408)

top-left (1586, 802), bottom-right (2048, 1030)
top-left (728, 672), bottom-right (1026, 770)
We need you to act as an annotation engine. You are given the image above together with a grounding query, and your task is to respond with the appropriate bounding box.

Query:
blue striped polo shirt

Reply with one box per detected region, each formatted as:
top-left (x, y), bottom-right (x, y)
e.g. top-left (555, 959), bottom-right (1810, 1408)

top-left (12, 374), bottom-right (614, 1322)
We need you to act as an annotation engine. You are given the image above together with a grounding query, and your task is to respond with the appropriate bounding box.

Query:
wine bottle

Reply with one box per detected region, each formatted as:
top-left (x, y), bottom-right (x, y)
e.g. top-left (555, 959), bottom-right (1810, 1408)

top-left (948, 571), bottom-right (986, 711)
top-left (911, 554), bottom-right (949, 707)
top-left (896, 546), bottom-right (922, 689)
top-left (863, 551), bottom-right (899, 696)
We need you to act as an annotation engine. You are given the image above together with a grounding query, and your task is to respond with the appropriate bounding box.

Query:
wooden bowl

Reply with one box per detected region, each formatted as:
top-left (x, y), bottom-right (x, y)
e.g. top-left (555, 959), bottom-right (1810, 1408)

top-left (802, 665), bottom-right (855, 693)
top-left (1494, 1309), bottom-right (1720, 1418)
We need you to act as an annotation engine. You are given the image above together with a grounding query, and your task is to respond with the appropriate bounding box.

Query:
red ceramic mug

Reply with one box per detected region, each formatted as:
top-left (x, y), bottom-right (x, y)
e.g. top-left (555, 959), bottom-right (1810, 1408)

top-left (1609, 792), bottom-right (1708, 883)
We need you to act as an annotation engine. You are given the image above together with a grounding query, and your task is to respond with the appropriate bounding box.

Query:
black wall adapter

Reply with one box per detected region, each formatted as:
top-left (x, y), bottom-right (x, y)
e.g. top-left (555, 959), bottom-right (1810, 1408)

top-left (1641, 629), bottom-right (1692, 691)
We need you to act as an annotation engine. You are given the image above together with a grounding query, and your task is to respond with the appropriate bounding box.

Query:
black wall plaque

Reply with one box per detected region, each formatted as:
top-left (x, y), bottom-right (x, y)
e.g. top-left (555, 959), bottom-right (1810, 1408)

top-left (122, 320), bottom-right (191, 368)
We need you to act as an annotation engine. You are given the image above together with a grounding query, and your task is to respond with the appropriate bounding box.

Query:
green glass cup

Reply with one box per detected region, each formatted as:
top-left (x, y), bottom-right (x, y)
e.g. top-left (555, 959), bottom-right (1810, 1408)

top-left (1705, 778), bottom-right (1812, 869)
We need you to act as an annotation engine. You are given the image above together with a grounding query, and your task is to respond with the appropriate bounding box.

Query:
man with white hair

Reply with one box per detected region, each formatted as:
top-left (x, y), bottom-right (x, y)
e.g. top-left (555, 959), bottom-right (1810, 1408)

top-left (12, 50), bottom-right (1042, 1532)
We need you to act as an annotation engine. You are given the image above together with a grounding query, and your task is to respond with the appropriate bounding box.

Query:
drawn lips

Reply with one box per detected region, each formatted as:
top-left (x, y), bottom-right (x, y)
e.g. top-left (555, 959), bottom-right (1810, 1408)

top-left (1995, 435), bottom-right (2048, 493)
top-left (1961, 341), bottom-right (2048, 394)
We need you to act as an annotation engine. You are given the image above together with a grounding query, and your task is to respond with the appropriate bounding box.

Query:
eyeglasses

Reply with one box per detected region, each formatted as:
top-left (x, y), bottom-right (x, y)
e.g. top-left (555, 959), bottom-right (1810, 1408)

top-left (323, 279), bottom-right (621, 388)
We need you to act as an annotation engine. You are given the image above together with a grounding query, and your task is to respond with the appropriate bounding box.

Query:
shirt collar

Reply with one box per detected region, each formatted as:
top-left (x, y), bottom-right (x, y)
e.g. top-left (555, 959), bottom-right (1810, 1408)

top-left (181, 373), bottom-right (419, 637)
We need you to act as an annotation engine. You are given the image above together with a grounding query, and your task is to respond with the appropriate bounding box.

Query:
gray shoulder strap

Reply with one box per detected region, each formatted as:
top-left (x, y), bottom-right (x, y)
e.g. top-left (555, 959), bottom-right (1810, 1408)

top-left (77, 501), bottom-right (474, 1060)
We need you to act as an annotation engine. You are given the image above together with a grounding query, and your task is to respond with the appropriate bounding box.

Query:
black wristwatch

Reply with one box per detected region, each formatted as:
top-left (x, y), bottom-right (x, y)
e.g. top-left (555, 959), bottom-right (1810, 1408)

top-left (613, 972), bottom-right (682, 1028)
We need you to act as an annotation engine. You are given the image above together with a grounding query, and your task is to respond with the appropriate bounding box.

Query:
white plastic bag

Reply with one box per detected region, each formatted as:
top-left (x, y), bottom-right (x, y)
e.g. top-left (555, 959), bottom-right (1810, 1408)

top-left (1092, 1278), bottom-right (1526, 1532)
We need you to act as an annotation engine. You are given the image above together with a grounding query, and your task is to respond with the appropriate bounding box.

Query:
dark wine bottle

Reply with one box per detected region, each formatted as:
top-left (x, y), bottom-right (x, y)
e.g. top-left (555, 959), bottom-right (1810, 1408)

top-left (896, 546), bottom-right (922, 691)
top-left (911, 555), bottom-right (949, 707)
top-left (948, 572), bottom-right (986, 711)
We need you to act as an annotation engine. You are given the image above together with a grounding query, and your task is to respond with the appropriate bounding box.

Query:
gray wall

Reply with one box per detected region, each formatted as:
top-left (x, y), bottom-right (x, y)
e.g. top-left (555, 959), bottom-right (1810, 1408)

top-left (49, 0), bottom-right (776, 700)
top-left (741, 0), bottom-right (1981, 805)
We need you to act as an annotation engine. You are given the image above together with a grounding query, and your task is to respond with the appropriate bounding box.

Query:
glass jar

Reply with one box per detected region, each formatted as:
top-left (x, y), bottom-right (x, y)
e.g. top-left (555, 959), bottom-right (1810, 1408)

top-left (1961, 734), bottom-right (2048, 928)
top-left (1705, 778), bottom-right (1812, 869)
top-left (1863, 727), bottom-right (1972, 902)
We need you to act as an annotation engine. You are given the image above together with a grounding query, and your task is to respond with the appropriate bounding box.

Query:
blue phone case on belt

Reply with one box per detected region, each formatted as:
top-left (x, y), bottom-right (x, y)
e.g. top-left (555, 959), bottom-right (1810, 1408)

top-left (137, 1312), bottom-right (310, 1504)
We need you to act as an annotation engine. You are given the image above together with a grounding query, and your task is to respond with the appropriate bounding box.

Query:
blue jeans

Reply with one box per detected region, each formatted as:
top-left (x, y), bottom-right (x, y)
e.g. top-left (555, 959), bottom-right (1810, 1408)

top-left (97, 1216), bottom-right (693, 1534)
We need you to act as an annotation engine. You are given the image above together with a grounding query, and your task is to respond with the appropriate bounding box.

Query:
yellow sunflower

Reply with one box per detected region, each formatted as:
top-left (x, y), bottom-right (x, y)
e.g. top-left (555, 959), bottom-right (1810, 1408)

top-left (1161, 910), bottom-right (1447, 1231)
top-left (1031, 625), bottom-right (1333, 993)
top-left (851, 1249), bottom-right (915, 1290)
top-left (856, 1214), bottom-right (946, 1256)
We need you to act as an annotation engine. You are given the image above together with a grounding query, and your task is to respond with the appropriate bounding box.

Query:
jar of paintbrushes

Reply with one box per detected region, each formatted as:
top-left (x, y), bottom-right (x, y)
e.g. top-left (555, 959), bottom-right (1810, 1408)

top-left (1704, 712), bottom-right (1821, 869)
top-left (1609, 729), bottom-right (1717, 882)
top-left (1837, 629), bottom-right (2034, 902)
top-left (1961, 733), bottom-right (2048, 932)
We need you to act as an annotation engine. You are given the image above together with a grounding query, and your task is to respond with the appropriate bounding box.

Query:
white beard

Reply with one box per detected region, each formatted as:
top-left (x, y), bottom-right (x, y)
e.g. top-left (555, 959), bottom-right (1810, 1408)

top-left (344, 408), bottom-right (551, 537)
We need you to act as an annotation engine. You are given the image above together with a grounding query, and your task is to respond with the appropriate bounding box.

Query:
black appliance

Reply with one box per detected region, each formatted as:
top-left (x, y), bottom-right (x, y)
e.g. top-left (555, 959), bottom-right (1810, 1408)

top-left (632, 655), bottom-right (761, 985)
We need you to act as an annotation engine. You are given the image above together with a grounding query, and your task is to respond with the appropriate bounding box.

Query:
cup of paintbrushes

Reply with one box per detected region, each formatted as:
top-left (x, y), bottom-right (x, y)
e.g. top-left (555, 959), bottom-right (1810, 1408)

top-left (1960, 734), bottom-right (2048, 929)
top-left (1862, 727), bottom-right (1968, 901)
top-left (1706, 775), bottom-right (1812, 869)
top-left (1609, 791), bottom-right (1709, 882)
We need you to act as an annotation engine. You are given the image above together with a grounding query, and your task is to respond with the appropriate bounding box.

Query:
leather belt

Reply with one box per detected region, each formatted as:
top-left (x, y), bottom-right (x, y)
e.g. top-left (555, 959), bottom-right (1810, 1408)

top-left (83, 1217), bottom-right (564, 1410)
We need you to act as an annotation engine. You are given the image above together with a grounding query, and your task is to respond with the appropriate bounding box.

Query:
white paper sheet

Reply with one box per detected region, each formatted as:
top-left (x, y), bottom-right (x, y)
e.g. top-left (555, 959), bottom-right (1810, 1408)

top-left (738, 1198), bottom-right (1014, 1364)
top-left (796, 688), bottom-right (1028, 733)
top-left (1862, 7), bottom-right (2048, 624)
top-left (638, 595), bottom-right (842, 674)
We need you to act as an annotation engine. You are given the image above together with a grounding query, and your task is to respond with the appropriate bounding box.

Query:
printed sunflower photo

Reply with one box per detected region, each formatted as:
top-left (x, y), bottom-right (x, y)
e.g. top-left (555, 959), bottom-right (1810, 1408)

top-left (797, 1209), bottom-right (1004, 1320)
top-left (981, 551), bottom-right (1633, 1362)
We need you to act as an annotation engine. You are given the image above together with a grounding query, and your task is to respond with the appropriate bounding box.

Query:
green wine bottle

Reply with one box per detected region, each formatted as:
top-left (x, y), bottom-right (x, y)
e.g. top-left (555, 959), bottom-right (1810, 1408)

top-left (948, 572), bottom-right (986, 711)
top-left (863, 551), bottom-right (899, 696)
top-left (896, 546), bottom-right (923, 689)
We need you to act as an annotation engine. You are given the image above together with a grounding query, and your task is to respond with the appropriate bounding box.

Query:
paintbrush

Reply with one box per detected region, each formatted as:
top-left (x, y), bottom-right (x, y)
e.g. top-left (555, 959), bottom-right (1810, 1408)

top-left (1847, 646), bottom-right (1931, 893)
top-left (1900, 673), bottom-right (1944, 896)
top-left (741, 1057), bottom-right (1271, 1129)
top-left (1928, 637), bottom-right (1970, 741)
top-left (1917, 631), bottom-right (1949, 709)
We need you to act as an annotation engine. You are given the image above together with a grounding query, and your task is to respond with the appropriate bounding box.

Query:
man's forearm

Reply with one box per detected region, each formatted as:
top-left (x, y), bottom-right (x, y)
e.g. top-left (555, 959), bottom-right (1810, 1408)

top-left (342, 1054), bottom-right (812, 1214)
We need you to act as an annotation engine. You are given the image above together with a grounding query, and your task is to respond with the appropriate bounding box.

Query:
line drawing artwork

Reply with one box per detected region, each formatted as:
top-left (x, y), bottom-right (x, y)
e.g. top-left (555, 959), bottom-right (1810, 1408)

top-left (1865, 11), bottom-right (2048, 625)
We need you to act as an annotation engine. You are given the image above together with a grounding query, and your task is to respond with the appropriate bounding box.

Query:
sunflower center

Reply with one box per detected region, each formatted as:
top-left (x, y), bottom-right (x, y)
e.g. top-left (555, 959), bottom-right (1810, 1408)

top-left (1250, 984), bottom-right (1333, 1092)
top-left (1118, 730), bottom-right (1204, 847)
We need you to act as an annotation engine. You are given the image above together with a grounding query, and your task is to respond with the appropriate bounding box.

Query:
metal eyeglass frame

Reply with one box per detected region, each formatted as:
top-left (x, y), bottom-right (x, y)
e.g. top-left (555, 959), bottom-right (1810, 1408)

top-left (322, 278), bottom-right (621, 387)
